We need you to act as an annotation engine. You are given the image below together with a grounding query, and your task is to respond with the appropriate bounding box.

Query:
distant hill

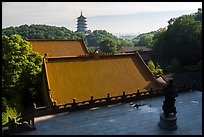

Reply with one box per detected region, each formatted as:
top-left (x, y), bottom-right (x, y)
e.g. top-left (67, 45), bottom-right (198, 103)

top-left (131, 31), bottom-right (156, 46)
top-left (2, 24), bottom-right (136, 53)
top-left (2, 24), bottom-right (85, 40)
top-left (133, 31), bottom-right (156, 41)
top-left (118, 35), bottom-right (138, 40)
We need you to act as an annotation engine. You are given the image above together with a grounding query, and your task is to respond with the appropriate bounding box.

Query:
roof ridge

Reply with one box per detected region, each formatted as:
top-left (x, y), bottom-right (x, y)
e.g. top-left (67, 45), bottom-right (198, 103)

top-left (28, 39), bottom-right (83, 41)
top-left (44, 52), bottom-right (135, 60)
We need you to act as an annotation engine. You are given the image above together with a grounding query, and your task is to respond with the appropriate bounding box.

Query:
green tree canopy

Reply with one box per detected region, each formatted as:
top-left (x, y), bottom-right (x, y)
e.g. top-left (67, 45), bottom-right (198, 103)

top-left (86, 30), bottom-right (134, 53)
top-left (147, 60), bottom-right (163, 77)
top-left (2, 24), bottom-right (85, 40)
top-left (152, 9), bottom-right (202, 66)
top-left (2, 25), bottom-right (135, 54)
top-left (133, 31), bottom-right (156, 46)
top-left (2, 34), bottom-right (43, 113)
top-left (99, 38), bottom-right (118, 53)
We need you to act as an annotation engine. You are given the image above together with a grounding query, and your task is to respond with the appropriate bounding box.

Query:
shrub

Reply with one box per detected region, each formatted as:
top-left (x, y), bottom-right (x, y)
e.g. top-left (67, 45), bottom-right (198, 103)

top-left (148, 60), bottom-right (163, 77)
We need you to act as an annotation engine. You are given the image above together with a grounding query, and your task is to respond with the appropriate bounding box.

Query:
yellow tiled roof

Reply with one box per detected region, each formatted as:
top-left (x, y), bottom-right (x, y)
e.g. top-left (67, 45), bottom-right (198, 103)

top-left (43, 52), bottom-right (165, 105)
top-left (28, 39), bottom-right (88, 57)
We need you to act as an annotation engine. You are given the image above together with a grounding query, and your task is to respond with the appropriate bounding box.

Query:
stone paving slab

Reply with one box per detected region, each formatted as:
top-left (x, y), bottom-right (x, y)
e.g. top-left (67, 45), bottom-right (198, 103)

top-left (16, 90), bottom-right (202, 135)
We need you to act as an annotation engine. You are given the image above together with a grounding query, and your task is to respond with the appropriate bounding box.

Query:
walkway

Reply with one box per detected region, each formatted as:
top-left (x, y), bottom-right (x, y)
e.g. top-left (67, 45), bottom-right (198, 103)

top-left (15, 90), bottom-right (202, 135)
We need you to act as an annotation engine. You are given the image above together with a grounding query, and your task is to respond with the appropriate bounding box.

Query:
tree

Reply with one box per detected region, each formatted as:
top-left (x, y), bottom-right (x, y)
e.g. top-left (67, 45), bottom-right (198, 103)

top-left (2, 34), bottom-right (43, 115)
top-left (2, 24), bottom-right (83, 40)
top-left (167, 58), bottom-right (182, 73)
top-left (137, 34), bottom-right (154, 46)
top-left (99, 38), bottom-right (117, 53)
top-left (86, 30), bottom-right (118, 47)
top-left (194, 8), bottom-right (202, 21)
top-left (87, 47), bottom-right (95, 53)
top-left (133, 31), bottom-right (156, 46)
top-left (152, 27), bottom-right (167, 56)
top-left (148, 60), bottom-right (155, 72)
top-left (148, 60), bottom-right (163, 77)
top-left (2, 25), bottom-right (137, 54)
top-left (152, 10), bottom-right (202, 66)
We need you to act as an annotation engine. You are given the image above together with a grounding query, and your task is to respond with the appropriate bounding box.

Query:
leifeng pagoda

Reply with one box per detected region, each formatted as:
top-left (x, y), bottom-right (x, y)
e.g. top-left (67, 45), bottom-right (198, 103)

top-left (76, 11), bottom-right (88, 34)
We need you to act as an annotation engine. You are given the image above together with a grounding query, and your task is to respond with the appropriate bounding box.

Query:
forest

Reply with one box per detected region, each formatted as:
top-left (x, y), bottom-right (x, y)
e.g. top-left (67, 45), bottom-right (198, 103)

top-left (2, 8), bottom-right (202, 125)
top-left (2, 25), bottom-right (136, 53)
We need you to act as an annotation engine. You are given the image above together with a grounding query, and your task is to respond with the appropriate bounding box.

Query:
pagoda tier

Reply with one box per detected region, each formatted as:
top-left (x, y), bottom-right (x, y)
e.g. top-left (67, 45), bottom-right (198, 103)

top-left (77, 26), bottom-right (88, 29)
top-left (77, 21), bottom-right (87, 25)
top-left (77, 22), bottom-right (87, 25)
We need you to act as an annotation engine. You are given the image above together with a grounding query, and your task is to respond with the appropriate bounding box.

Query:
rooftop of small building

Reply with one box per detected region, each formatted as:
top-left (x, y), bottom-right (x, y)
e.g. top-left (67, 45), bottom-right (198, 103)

top-left (119, 46), bottom-right (152, 52)
top-left (15, 90), bottom-right (202, 135)
top-left (28, 39), bottom-right (88, 57)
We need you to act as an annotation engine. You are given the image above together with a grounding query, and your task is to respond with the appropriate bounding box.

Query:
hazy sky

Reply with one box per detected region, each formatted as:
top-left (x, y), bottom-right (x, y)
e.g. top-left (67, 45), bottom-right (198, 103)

top-left (2, 2), bottom-right (202, 35)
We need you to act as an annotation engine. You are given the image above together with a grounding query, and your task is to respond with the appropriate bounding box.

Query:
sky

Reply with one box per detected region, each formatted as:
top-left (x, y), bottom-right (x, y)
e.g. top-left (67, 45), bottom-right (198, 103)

top-left (2, 2), bottom-right (202, 35)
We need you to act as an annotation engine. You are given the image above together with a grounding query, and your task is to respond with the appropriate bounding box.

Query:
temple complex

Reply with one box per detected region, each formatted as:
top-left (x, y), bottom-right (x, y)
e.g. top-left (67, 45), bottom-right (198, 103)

top-left (76, 11), bottom-right (88, 34)
top-left (2, 10), bottom-right (202, 135)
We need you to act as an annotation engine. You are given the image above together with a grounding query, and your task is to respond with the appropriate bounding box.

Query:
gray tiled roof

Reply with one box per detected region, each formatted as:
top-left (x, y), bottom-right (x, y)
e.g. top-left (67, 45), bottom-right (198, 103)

top-left (120, 46), bottom-right (152, 52)
top-left (15, 90), bottom-right (202, 135)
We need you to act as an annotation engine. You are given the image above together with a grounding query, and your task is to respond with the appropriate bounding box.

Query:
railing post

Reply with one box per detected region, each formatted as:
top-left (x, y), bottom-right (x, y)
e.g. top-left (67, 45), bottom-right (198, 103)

top-left (8, 116), bottom-right (17, 133)
top-left (53, 100), bottom-right (57, 106)
top-left (53, 100), bottom-right (58, 111)
top-left (192, 80), bottom-right (196, 90)
top-left (122, 91), bottom-right (126, 102)
top-left (31, 103), bottom-right (36, 127)
top-left (182, 83), bottom-right (186, 91)
top-left (106, 93), bottom-right (111, 104)
top-left (89, 96), bottom-right (94, 106)
top-left (149, 87), bottom-right (153, 96)
top-left (72, 98), bottom-right (77, 109)
top-left (136, 88), bottom-right (141, 98)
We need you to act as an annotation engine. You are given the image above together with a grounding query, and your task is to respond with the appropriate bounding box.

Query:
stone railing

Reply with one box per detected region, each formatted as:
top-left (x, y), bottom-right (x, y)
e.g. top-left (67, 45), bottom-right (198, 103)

top-left (175, 80), bottom-right (196, 92)
top-left (34, 88), bottom-right (163, 117)
top-left (34, 80), bottom-right (196, 117)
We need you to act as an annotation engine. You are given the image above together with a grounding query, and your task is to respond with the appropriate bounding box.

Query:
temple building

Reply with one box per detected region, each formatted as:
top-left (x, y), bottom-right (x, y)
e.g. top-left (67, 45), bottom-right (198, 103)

top-left (117, 46), bottom-right (152, 62)
top-left (41, 52), bottom-right (166, 106)
top-left (76, 11), bottom-right (88, 34)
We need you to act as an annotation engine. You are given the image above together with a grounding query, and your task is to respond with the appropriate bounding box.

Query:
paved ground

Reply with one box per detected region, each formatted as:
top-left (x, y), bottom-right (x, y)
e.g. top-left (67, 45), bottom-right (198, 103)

top-left (15, 90), bottom-right (202, 135)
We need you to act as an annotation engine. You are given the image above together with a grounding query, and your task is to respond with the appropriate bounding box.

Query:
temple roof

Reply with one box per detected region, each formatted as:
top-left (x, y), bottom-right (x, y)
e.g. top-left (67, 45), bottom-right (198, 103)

top-left (28, 39), bottom-right (88, 57)
top-left (43, 52), bottom-right (166, 105)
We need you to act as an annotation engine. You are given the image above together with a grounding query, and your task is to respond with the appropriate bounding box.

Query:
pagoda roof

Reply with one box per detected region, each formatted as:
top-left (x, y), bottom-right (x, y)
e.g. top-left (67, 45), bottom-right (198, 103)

top-left (77, 20), bottom-right (87, 23)
top-left (77, 15), bottom-right (87, 20)
top-left (77, 22), bottom-right (87, 25)
top-left (42, 52), bottom-right (166, 106)
top-left (28, 39), bottom-right (88, 57)
top-left (77, 26), bottom-right (88, 29)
